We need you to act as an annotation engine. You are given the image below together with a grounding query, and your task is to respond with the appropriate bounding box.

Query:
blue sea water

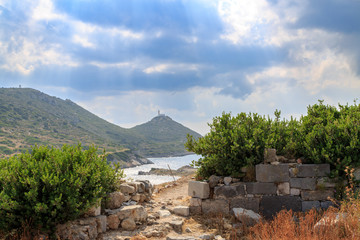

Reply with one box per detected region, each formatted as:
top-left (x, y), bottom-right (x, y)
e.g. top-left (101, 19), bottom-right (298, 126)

top-left (123, 154), bottom-right (200, 185)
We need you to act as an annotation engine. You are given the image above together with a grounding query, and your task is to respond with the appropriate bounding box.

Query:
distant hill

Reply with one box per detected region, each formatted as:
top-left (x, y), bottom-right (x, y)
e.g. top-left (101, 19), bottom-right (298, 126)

top-left (0, 88), bottom-right (201, 162)
top-left (130, 115), bottom-right (202, 157)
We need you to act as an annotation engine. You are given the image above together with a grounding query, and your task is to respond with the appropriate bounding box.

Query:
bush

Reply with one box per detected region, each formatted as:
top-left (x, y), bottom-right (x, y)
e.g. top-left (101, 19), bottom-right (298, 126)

top-left (185, 111), bottom-right (297, 178)
top-left (0, 144), bottom-right (121, 236)
top-left (186, 101), bottom-right (360, 180)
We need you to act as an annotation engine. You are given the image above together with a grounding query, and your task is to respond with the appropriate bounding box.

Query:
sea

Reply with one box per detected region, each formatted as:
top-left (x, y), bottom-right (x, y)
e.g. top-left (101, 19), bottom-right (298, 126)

top-left (123, 154), bottom-right (200, 185)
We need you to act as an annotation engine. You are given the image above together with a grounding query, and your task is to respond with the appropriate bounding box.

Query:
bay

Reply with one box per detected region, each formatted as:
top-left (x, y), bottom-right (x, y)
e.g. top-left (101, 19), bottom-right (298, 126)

top-left (123, 154), bottom-right (200, 185)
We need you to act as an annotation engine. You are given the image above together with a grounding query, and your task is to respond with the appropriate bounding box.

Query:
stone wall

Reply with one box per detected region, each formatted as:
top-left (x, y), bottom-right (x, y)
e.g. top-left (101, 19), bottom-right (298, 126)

top-left (188, 163), bottom-right (336, 219)
top-left (55, 180), bottom-right (154, 240)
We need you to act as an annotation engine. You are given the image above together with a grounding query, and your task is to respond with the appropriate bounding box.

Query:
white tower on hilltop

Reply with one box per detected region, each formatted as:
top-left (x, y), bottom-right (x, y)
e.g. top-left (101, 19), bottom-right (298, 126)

top-left (158, 110), bottom-right (165, 116)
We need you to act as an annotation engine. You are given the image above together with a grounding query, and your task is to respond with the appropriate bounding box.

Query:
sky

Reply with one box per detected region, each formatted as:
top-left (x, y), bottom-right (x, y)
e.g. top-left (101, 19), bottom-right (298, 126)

top-left (1, 0), bottom-right (360, 135)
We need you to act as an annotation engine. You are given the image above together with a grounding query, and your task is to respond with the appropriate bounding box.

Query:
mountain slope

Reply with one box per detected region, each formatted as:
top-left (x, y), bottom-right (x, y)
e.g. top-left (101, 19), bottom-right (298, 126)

top-left (0, 88), bottom-right (202, 159)
top-left (130, 115), bottom-right (202, 157)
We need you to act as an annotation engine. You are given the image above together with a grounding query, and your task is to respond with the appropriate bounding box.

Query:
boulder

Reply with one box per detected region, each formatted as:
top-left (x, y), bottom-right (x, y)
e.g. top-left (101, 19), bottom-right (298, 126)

top-left (159, 209), bottom-right (172, 218)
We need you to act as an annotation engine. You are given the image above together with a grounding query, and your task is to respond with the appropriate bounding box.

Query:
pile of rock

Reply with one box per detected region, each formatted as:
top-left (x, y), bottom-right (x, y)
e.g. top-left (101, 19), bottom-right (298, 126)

top-left (55, 180), bottom-right (154, 240)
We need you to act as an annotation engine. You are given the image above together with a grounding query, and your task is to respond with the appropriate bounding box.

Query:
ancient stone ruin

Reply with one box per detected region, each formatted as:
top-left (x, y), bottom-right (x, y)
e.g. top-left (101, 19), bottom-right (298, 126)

top-left (55, 180), bottom-right (153, 240)
top-left (188, 149), bottom-right (336, 219)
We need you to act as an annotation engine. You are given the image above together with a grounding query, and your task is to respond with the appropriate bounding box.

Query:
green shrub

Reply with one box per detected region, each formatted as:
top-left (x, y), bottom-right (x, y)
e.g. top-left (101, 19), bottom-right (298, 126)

top-left (186, 111), bottom-right (296, 178)
top-left (0, 144), bottom-right (121, 236)
top-left (186, 101), bottom-right (360, 180)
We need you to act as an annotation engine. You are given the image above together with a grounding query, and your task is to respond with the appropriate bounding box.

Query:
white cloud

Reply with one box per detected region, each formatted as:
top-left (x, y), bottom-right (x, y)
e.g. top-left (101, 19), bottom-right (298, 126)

top-left (143, 63), bottom-right (200, 74)
top-left (32, 0), bottom-right (65, 21)
top-left (217, 0), bottom-right (278, 45)
top-left (0, 38), bottom-right (78, 74)
top-left (73, 35), bottom-right (95, 48)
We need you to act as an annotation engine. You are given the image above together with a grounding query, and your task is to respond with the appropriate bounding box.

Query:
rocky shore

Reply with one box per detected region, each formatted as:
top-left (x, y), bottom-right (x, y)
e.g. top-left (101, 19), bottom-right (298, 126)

top-left (138, 165), bottom-right (196, 176)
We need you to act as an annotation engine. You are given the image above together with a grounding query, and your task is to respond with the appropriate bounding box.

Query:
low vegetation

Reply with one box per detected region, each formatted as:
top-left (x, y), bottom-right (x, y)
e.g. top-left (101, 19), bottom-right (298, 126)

top-left (186, 100), bottom-right (360, 181)
top-left (0, 144), bottom-right (122, 238)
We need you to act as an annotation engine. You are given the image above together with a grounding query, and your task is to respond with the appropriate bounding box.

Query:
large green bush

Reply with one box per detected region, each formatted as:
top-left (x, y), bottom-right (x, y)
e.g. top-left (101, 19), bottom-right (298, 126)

top-left (0, 144), bottom-right (121, 236)
top-left (186, 101), bottom-right (360, 180)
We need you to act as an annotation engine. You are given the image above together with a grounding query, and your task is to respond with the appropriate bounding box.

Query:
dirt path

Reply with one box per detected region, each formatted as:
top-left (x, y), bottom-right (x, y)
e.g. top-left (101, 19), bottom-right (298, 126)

top-left (101, 175), bottom-right (229, 240)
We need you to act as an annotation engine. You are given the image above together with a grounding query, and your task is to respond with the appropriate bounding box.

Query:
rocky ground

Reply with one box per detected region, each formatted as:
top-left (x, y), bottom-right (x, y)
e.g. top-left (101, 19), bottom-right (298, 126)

top-left (100, 175), bottom-right (237, 240)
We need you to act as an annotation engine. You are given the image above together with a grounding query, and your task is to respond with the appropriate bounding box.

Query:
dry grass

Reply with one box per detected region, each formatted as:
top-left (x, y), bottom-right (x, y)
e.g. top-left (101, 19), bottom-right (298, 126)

top-left (242, 167), bottom-right (360, 240)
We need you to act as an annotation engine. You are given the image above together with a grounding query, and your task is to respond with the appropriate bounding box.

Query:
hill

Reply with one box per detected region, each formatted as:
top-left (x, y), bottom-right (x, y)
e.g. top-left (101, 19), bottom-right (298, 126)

top-left (0, 88), bottom-right (201, 162)
top-left (130, 114), bottom-right (202, 157)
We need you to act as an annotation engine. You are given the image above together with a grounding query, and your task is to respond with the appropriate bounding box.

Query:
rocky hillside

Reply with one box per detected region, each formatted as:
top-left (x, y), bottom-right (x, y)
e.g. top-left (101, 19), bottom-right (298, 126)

top-left (130, 115), bottom-right (202, 157)
top-left (0, 88), bottom-right (201, 162)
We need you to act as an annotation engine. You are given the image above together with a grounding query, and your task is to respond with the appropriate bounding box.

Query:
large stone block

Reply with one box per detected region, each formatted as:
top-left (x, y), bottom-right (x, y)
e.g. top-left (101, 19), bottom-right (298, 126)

top-left (246, 182), bottom-right (277, 195)
top-left (214, 183), bottom-right (245, 199)
top-left (301, 190), bottom-right (334, 201)
top-left (202, 199), bottom-right (229, 215)
top-left (302, 201), bottom-right (320, 211)
top-left (256, 164), bottom-right (290, 182)
top-left (260, 196), bottom-right (302, 219)
top-left (291, 164), bottom-right (330, 177)
top-left (290, 178), bottom-right (316, 190)
top-left (188, 181), bottom-right (210, 199)
top-left (230, 197), bottom-right (260, 213)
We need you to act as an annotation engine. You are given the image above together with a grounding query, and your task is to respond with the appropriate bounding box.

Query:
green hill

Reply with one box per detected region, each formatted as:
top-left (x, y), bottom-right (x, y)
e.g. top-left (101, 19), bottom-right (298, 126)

top-left (130, 115), bottom-right (202, 157)
top-left (0, 88), bottom-right (201, 160)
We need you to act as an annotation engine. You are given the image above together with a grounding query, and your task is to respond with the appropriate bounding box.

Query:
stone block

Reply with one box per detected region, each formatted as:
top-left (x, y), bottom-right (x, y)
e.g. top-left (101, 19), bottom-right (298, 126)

top-left (277, 182), bottom-right (290, 195)
top-left (190, 197), bottom-right (202, 207)
top-left (321, 201), bottom-right (335, 209)
top-left (84, 204), bottom-right (101, 217)
top-left (233, 208), bottom-right (261, 226)
top-left (264, 148), bottom-right (277, 163)
top-left (208, 175), bottom-right (222, 188)
top-left (317, 177), bottom-right (336, 188)
top-left (117, 205), bottom-right (147, 222)
top-left (290, 188), bottom-right (301, 196)
top-left (246, 182), bottom-right (277, 195)
top-left (189, 206), bottom-right (201, 215)
top-left (214, 184), bottom-right (245, 199)
top-left (301, 190), bottom-right (334, 201)
top-left (107, 214), bottom-right (120, 230)
top-left (106, 191), bottom-right (125, 209)
top-left (256, 164), bottom-right (290, 182)
top-left (170, 220), bottom-right (183, 233)
top-left (173, 206), bottom-right (190, 217)
top-left (292, 164), bottom-right (330, 177)
top-left (121, 217), bottom-right (136, 231)
top-left (230, 197), bottom-right (260, 213)
top-left (188, 181), bottom-right (210, 199)
top-left (95, 215), bottom-right (107, 233)
top-left (260, 196), bottom-right (302, 219)
top-left (224, 177), bottom-right (232, 185)
top-left (119, 183), bottom-right (136, 195)
top-left (302, 201), bottom-right (320, 211)
top-left (202, 199), bottom-right (229, 215)
top-left (290, 178), bottom-right (316, 190)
